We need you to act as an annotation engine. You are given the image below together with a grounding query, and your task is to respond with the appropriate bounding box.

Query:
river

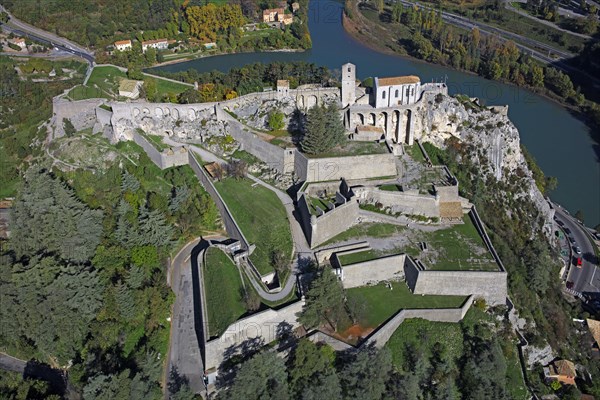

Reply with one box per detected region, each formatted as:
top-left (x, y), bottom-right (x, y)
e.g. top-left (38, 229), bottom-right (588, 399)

top-left (154, 0), bottom-right (600, 227)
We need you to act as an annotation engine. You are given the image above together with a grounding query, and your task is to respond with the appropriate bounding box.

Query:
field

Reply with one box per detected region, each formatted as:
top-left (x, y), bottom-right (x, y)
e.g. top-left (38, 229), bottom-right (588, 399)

top-left (345, 281), bottom-right (468, 329)
top-left (203, 247), bottom-right (247, 338)
top-left (67, 65), bottom-right (189, 101)
top-left (214, 177), bottom-right (293, 275)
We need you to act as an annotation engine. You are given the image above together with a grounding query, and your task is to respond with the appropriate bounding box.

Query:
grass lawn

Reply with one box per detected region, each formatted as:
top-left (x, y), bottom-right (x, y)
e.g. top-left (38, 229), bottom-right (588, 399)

top-left (214, 178), bottom-right (292, 275)
top-left (404, 144), bottom-right (426, 163)
top-left (379, 183), bottom-right (401, 191)
top-left (305, 141), bottom-right (389, 158)
top-left (505, 343), bottom-right (529, 400)
top-left (346, 281), bottom-right (468, 329)
top-left (338, 249), bottom-right (380, 265)
top-left (203, 247), bottom-right (247, 338)
top-left (321, 222), bottom-right (406, 246)
top-left (68, 84), bottom-right (111, 100)
top-left (420, 215), bottom-right (499, 271)
top-left (146, 76), bottom-right (190, 96)
top-left (308, 197), bottom-right (333, 215)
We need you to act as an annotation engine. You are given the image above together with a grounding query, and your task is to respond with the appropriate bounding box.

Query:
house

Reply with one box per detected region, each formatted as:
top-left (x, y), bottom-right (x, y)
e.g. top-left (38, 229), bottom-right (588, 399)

top-left (262, 8), bottom-right (293, 25)
top-left (291, 2), bottom-right (300, 12)
top-left (373, 75), bottom-right (421, 108)
top-left (118, 79), bottom-right (142, 99)
top-left (544, 359), bottom-right (577, 386)
top-left (10, 38), bottom-right (26, 50)
top-left (114, 40), bottom-right (132, 51)
top-left (141, 38), bottom-right (168, 53)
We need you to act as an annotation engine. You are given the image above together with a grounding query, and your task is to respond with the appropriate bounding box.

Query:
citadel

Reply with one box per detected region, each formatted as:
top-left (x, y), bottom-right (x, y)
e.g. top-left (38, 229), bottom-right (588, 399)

top-left (50, 62), bottom-right (552, 393)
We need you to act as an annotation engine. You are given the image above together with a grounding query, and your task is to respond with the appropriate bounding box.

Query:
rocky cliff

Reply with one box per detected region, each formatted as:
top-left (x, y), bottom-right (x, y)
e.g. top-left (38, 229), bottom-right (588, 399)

top-left (414, 92), bottom-right (554, 235)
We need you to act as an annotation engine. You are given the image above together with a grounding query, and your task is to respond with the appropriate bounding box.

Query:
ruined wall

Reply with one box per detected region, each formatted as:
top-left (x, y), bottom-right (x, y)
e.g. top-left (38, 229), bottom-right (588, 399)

top-left (338, 253), bottom-right (406, 288)
top-left (295, 153), bottom-right (397, 183)
top-left (204, 300), bottom-right (304, 370)
top-left (354, 187), bottom-right (440, 218)
top-left (52, 98), bottom-right (106, 138)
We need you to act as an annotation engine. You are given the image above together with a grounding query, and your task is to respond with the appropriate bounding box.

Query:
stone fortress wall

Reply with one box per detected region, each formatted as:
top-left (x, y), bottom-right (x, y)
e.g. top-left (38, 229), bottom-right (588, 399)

top-left (131, 130), bottom-right (189, 169)
top-left (334, 252), bottom-right (406, 289)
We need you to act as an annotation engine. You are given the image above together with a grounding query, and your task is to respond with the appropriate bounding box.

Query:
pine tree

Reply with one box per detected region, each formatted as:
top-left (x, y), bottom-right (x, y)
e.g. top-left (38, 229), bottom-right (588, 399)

top-left (301, 103), bottom-right (346, 155)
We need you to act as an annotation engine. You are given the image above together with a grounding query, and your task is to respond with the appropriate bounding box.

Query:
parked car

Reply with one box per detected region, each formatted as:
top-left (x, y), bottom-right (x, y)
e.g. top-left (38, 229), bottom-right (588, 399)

top-left (574, 246), bottom-right (582, 255)
top-left (576, 257), bottom-right (583, 268)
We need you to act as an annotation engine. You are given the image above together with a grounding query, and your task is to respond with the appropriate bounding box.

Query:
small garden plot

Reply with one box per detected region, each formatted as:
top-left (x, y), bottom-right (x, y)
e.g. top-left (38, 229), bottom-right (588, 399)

top-left (204, 247), bottom-right (247, 338)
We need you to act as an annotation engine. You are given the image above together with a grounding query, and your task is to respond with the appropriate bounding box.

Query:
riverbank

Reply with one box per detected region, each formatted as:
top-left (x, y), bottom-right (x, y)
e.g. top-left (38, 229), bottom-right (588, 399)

top-left (341, 0), bottom-right (599, 145)
top-left (152, 48), bottom-right (307, 69)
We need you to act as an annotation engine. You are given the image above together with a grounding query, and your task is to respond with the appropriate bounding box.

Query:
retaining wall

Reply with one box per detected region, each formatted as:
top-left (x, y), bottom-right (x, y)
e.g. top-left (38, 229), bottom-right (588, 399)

top-left (204, 300), bottom-right (304, 370)
top-left (314, 241), bottom-right (370, 263)
top-left (337, 253), bottom-right (406, 288)
top-left (294, 152), bottom-right (397, 183)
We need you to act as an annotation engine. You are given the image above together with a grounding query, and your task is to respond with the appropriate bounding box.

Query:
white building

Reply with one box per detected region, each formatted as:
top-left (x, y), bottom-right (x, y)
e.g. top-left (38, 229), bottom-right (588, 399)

top-left (114, 40), bottom-right (132, 51)
top-left (373, 76), bottom-right (421, 108)
top-left (142, 39), bottom-right (168, 53)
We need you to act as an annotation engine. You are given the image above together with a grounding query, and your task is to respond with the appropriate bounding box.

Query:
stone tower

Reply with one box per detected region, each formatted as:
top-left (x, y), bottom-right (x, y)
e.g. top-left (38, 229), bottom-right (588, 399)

top-left (341, 63), bottom-right (356, 108)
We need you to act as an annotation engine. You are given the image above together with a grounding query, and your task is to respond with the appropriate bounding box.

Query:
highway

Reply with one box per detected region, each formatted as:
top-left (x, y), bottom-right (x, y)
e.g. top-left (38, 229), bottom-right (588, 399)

top-left (0, 4), bottom-right (95, 66)
top-left (554, 203), bottom-right (600, 297)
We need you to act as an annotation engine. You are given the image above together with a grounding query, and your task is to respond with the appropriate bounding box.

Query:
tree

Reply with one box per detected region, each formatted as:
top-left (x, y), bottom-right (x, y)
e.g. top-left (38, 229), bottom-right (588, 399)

top-left (297, 267), bottom-right (347, 330)
top-left (301, 103), bottom-right (346, 155)
top-left (227, 160), bottom-right (247, 179)
top-left (340, 346), bottom-right (392, 400)
top-left (143, 78), bottom-right (158, 102)
top-left (10, 168), bottom-right (103, 263)
top-left (223, 352), bottom-right (289, 399)
top-left (289, 340), bottom-right (341, 398)
top-left (63, 118), bottom-right (76, 137)
top-left (268, 110), bottom-right (285, 130)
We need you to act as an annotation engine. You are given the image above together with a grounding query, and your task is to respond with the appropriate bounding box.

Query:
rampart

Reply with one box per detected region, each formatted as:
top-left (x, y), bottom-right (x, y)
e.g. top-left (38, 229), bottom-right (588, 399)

top-left (131, 131), bottom-right (188, 169)
top-left (335, 253), bottom-right (406, 288)
top-left (404, 257), bottom-right (507, 306)
top-left (204, 299), bottom-right (304, 371)
top-left (294, 152), bottom-right (397, 182)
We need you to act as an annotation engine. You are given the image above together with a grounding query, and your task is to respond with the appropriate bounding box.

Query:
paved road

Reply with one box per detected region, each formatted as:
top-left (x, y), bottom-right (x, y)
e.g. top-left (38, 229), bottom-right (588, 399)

top-left (502, 0), bottom-right (593, 40)
top-left (165, 239), bottom-right (207, 397)
top-left (556, 204), bottom-right (600, 294)
top-left (0, 4), bottom-right (94, 66)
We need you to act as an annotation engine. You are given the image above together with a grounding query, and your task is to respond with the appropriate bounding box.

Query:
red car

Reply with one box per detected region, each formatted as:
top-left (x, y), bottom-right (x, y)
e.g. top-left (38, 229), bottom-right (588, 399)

top-left (576, 257), bottom-right (583, 268)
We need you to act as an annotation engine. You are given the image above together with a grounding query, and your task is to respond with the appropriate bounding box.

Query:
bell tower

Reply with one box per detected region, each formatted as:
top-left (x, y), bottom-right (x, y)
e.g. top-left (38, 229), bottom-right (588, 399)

top-left (341, 63), bottom-right (356, 108)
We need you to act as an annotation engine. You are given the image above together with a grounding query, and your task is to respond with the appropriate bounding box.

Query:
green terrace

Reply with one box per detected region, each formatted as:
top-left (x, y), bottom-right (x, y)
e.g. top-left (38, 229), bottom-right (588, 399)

top-left (214, 177), bottom-right (293, 276)
top-left (341, 282), bottom-right (469, 342)
top-left (204, 247), bottom-right (247, 338)
top-left (419, 215), bottom-right (499, 272)
top-left (137, 129), bottom-right (169, 152)
top-left (308, 196), bottom-right (335, 216)
top-left (337, 249), bottom-right (380, 265)
top-left (304, 141), bottom-right (389, 158)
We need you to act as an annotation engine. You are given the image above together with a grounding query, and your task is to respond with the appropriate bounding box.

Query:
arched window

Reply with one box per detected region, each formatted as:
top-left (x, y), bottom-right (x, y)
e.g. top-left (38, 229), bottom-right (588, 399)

top-left (348, 67), bottom-right (351, 72)
top-left (395, 89), bottom-right (399, 97)
top-left (382, 91), bottom-right (386, 99)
